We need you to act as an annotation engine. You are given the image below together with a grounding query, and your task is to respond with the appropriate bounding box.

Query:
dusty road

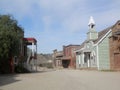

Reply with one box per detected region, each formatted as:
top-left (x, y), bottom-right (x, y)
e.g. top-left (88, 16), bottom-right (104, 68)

top-left (0, 69), bottom-right (120, 90)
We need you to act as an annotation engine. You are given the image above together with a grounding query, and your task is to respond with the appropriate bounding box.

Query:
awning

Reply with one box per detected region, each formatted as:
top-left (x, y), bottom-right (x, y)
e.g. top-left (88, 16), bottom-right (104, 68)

top-left (23, 38), bottom-right (37, 45)
top-left (62, 56), bottom-right (71, 60)
top-left (75, 48), bottom-right (91, 53)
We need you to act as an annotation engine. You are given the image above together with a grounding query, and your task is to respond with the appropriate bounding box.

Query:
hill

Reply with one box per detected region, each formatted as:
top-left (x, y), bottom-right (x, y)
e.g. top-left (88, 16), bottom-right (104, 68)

top-left (37, 53), bottom-right (53, 65)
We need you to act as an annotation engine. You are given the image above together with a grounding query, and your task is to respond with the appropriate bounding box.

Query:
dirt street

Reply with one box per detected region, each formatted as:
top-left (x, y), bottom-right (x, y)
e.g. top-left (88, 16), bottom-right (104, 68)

top-left (0, 69), bottom-right (120, 90)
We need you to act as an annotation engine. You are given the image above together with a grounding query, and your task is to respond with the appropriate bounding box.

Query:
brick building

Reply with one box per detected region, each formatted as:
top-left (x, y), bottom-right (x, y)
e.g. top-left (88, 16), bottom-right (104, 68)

top-left (62, 45), bottom-right (80, 68)
top-left (109, 20), bottom-right (120, 70)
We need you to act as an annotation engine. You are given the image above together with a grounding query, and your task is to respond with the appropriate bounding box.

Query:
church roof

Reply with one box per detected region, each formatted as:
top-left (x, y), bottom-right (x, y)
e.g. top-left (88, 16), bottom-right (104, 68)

top-left (75, 26), bottom-right (112, 53)
top-left (75, 20), bottom-right (120, 53)
top-left (93, 26), bottom-right (112, 44)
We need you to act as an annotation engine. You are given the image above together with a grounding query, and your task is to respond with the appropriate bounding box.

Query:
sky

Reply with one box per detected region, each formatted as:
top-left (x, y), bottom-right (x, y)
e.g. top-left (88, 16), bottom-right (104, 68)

top-left (0, 0), bottom-right (120, 54)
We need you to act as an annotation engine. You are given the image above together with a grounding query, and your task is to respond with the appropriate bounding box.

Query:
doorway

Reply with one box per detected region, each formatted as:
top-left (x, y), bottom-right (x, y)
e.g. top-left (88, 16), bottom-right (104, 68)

top-left (84, 52), bottom-right (91, 67)
top-left (62, 60), bottom-right (70, 68)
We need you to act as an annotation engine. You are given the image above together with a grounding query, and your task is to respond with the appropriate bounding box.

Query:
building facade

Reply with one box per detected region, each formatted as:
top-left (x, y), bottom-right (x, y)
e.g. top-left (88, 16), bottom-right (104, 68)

top-left (23, 38), bottom-right (37, 71)
top-left (13, 37), bottom-right (37, 72)
top-left (53, 49), bottom-right (63, 68)
top-left (75, 16), bottom-right (112, 70)
top-left (62, 45), bottom-right (80, 68)
top-left (109, 20), bottom-right (120, 70)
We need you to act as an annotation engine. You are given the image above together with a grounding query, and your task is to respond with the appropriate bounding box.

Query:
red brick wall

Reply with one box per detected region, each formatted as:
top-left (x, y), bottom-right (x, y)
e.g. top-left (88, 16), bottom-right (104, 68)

top-left (109, 37), bottom-right (115, 70)
top-left (63, 45), bottom-right (80, 68)
top-left (109, 21), bottom-right (120, 70)
top-left (110, 37), bottom-right (120, 70)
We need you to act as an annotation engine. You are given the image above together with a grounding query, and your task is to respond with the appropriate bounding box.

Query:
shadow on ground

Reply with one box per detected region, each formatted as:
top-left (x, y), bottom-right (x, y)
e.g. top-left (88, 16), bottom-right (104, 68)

top-left (0, 69), bottom-right (56, 87)
top-left (0, 74), bottom-right (20, 86)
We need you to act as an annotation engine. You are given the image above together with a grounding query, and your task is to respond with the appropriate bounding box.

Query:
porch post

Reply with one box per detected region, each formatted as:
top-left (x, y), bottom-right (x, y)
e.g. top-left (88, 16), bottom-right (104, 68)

top-left (78, 55), bottom-right (81, 65)
top-left (88, 59), bottom-right (90, 67)
top-left (32, 42), bottom-right (34, 57)
top-left (76, 54), bottom-right (80, 68)
top-left (35, 43), bottom-right (37, 71)
top-left (82, 53), bottom-right (84, 67)
top-left (96, 45), bottom-right (100, 70)
top-left (32, 42), bottom-right (34, 71)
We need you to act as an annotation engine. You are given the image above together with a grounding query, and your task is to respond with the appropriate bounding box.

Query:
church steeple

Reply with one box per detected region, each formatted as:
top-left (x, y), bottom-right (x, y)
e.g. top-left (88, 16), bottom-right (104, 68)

top-left (87, 16), bottom-right (98, 40)
top-left (88, 16), bottom-right (95, 30)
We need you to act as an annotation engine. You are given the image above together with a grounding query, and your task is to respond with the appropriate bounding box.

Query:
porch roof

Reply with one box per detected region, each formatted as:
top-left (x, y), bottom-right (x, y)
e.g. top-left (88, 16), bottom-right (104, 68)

top-left (75, 48), bottom-right (91, 53)
top-left (23, 38), bottom-right (37, 45)
top-left (62, 56), bottom-right (71, 60)
top-left (75, 26), bottom-right (112, 53)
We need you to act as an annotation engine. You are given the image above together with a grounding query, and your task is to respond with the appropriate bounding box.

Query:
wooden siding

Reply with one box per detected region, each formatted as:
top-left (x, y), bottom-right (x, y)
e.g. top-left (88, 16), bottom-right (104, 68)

top-left (76, 41), bottom-right (97, 69)
top-left (98, 33), bottom-right (111, 70)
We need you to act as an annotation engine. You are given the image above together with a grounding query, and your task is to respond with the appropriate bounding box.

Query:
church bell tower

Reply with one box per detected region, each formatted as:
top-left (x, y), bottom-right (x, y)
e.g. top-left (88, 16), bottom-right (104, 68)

top-left (87, 16), bottom-right (98, 40)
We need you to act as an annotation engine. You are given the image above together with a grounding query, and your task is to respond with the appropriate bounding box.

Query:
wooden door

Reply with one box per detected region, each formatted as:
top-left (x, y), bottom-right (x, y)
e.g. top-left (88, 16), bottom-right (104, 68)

top-left (114, 53), bottom-right (120, 69)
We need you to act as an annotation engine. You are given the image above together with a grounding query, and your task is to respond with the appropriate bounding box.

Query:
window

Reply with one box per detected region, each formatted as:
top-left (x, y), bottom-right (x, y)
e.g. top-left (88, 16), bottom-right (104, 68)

top-left (14, 56), bottom-right (17, 64)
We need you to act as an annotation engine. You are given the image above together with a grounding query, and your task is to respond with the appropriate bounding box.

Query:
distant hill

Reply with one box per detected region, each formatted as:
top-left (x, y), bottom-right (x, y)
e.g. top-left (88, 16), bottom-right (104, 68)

top-left (37, 53), bottom-right (53, 65)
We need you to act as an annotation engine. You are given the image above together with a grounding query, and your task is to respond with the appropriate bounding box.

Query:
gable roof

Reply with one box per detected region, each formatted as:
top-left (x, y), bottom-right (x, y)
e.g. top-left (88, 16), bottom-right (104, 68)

top-left (93, 26), bottom-right (112, 44)
top-left (74, 40), bottom-right (87, 52)
top-left (112, 20), bottom-right (120, 29)
top-left (75, 20), bottom-right (120, 53)
top-left (75, 26), bottom-right (112, 53)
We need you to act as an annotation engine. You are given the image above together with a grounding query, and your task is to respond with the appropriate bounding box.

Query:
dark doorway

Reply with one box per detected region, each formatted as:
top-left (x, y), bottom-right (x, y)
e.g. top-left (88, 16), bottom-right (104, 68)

top-left (84, 52), bottom-right (91, 67)
top-left (62, 60), bottom-right (70, 68)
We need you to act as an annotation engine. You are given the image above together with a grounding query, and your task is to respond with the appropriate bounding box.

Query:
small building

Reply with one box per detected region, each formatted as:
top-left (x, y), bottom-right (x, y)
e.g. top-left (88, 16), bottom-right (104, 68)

top-left (109, 20), bottom-right (120, 70)
top-left (62, 45), bottom-right (80, 68)
top-left (53, 49), bottom-right (63, 68)
top-left (75, 16), bottom-right (112, 70)
top-left (13, 37), bottom-right (37, 72)
top-left (23, 38), bottom-right (37, 71)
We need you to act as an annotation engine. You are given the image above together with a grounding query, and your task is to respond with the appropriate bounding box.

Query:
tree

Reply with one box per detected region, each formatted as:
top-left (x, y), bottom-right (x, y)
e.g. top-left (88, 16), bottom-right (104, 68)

top-left (0, 15), bottom-right (24, 73)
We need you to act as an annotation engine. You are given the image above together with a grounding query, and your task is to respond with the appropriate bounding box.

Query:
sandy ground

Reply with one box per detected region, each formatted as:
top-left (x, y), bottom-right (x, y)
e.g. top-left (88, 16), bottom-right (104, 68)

top-left (0, 69), bottom-right (120, 90)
